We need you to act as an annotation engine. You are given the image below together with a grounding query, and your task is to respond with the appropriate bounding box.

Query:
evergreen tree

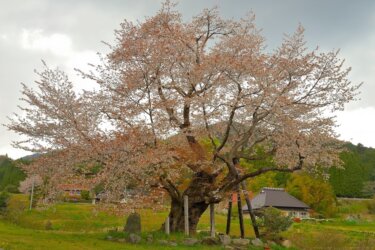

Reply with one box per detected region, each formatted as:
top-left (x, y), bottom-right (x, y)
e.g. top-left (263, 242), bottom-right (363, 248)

top-left (329, 143), bottom-right (375, 198)
top-left (0, 156), bottom-right (26, 193)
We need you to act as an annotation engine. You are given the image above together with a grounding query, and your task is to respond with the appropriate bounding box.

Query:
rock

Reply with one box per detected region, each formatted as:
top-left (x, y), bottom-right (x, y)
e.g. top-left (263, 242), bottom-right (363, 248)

top-left (169, 241), bottom-right (178, 246)
top-left (146, 234), bottom-right (153, 243)
top-left (183, 238), bottom-right (199, 246)
top-left (232, 238), bottom-right (250, 246)
top-left (224, 246), bottom-right (234, 250)
top-left (265, 240), bottom-right (277, 249)
top-left (105, 235), bottom-right (113, 240)
top-left (201, 236), bottom-right (220, 245)
top-left (117, 238), bottom-right (126, 243)
top-left (218, 234), bottom-right (231, 245)
top-left (251, 238), bottom-right (263, 247)
top-left (267, 240), bottom-right (277, 246)
top-left (282, 239), bottom-right (292, 248)
top-left (230, 246), bottom-right (247, 250)
top-left (158, 239), bottom-right (177, 246)
top-left (128, 233), bottom-right (141, 244)
top-left (158, 240), bottom-right (169, 245)
top-left (124, 212), bottom-right (141, 233)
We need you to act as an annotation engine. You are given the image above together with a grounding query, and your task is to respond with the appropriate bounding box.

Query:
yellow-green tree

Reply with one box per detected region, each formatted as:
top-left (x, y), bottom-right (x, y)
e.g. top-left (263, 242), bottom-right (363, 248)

top-left (286, 173), bottom-right (337, 217)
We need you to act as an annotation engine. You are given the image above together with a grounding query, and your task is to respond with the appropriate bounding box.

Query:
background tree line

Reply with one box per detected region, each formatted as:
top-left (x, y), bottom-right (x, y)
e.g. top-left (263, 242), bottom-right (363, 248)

top-left (0, 141), bottom-right (374, 217)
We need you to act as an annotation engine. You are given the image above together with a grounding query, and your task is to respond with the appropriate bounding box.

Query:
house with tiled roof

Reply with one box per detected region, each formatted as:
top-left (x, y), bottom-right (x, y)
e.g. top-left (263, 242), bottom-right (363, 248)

top-left (59, 183), bottom-right (91, 200)
top-left (242, 187), bottom-right (310, 218)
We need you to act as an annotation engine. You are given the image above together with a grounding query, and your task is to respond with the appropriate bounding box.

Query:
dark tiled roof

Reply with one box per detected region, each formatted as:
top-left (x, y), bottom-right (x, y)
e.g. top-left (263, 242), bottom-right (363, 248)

top-left (59, 183), bottom-right (90, 191)
top-left (243, 187), bottom-right (309, 210)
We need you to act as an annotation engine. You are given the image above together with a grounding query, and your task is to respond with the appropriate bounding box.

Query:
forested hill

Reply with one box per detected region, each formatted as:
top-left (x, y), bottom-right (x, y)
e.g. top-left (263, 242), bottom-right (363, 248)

top-left (329, 143), bottom-right (375, 198)
top-left (0, 155), bottom-right (26, 193)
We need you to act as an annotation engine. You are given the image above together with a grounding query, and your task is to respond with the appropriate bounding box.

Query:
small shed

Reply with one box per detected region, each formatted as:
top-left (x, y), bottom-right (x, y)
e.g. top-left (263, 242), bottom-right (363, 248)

top-left (242, 187), bottom-right (310, 218)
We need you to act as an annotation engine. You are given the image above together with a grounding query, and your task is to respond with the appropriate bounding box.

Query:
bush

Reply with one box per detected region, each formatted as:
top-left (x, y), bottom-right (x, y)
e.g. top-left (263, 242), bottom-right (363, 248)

top-left (259, 207), bottom-right (293, 240)
top-left (5, 194), bottom-right (28, 223)
top-left (0, 191), bottom-right (9, 211)
top-left (4, 184), bottom-right (20, 193)
top-left (366, 197), bottom-right (375, 214)
top-left (286, 173), bottom-right (337, 217)
top-left (80, 190), bottom-right (91, 200)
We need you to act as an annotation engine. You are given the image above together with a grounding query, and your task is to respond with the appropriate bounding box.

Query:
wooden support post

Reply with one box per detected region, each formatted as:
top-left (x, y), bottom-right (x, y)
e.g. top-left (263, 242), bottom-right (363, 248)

top-left (210, 203), bottom-right (215, 237)
top-left (241, 181), bottom-right (260, 238)
top-left (226, 194), bottom-right (232, 235)
top-left (237, 191), bottom-right (245, 238)
top-left (184, 195), bottom-right (189, 236)
top-left (165, 216), bottom-right (170, 235)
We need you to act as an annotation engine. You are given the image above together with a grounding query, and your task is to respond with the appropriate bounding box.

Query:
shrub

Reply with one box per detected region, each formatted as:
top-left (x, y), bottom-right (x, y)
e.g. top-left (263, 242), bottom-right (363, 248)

top-left (80, 190), bottom-right (91, 200)
top-left (366, 197), bottom-right (375, 214)
top-left (286, 173), bottom-right (337, 217)
top-left (259, 207), bottom-right (293, 240)
top-left (0, 191), bottom-right (9, 211)
top-left (5, 194), bottom-right (28, 223)
top-left (4, 184), bottom-right (20, 193)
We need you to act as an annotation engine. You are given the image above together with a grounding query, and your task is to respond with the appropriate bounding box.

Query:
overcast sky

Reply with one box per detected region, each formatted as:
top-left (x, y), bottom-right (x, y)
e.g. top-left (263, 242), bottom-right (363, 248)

top-left (0, 0), bottom-right (374, 159)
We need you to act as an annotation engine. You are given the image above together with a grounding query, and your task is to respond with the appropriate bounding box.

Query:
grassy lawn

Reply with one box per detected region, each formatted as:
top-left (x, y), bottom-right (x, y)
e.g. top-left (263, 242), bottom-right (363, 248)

top-left (284, 220), bottom-right (375, 250)
top-left (0, 196), bottom-right (374, 249)
top-left (0, 198), bottom-right (255, 250)
top-left (0, 220), bottom-right (229, 250)
top-left (0, 221), bottom-right (123, 250)
top-left (6, 202), bottom-right (123, 232)
top-left (4, 201), bottom-right (256, 236)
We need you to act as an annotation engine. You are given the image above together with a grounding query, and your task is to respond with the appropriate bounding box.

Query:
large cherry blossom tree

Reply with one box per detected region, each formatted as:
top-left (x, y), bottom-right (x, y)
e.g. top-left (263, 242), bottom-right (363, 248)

top-left (7, 2), bottom-right (360, 233)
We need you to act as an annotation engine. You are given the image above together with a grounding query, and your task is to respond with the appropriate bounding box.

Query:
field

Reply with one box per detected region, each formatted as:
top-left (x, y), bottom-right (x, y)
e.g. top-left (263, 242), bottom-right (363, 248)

top-left (0, 195), bottom-right (255, 250)
top-left (0, 195), bottom-right (374, 249)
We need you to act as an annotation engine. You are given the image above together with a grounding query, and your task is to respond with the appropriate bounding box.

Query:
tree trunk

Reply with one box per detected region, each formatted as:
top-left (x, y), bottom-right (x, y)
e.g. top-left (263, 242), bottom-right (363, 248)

top-left (164, 171), bottom-right (216, 234)
top-left (167, 198), bottom-right (209, 234)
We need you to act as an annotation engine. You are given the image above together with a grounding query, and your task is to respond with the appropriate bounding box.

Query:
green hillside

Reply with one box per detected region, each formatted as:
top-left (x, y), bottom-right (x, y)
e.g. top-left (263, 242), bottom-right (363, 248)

top-left (329, 143), bottom-right (375, 198)
top-left (247, 142), bottom-right (375, 202)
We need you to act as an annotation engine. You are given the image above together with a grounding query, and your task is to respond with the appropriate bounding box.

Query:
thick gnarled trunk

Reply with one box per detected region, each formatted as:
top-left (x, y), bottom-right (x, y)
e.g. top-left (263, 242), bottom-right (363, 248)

top-left (167, 198), bottom-right (209, 233)
top-left (164, 171), bottom-right (218, 234)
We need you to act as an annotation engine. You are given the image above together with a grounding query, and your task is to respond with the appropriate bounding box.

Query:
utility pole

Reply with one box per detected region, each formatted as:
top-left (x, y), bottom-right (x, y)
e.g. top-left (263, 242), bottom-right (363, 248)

top-left (29, 177), bottom-right (35, 210)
